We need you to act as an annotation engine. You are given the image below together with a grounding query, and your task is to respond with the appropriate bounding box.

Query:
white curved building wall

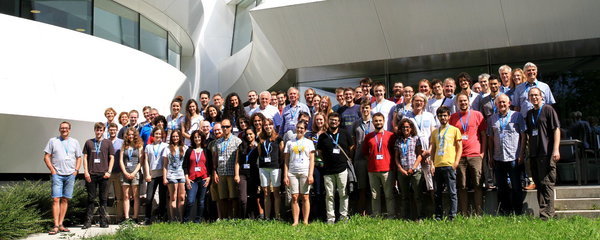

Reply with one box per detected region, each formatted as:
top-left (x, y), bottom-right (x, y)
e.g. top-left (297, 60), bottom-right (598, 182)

top-left (0, 14), bottom-right (185, 173)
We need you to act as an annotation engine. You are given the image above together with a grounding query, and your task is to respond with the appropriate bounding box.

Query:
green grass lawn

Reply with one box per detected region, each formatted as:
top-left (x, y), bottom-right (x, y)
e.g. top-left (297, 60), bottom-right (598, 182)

top-left (91, 215), bottom-right (599, 240)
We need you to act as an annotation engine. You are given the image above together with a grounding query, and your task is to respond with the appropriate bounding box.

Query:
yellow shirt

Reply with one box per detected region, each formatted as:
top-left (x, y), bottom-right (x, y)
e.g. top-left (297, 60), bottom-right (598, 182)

top-left (430, 124), bottom-right (462, 168)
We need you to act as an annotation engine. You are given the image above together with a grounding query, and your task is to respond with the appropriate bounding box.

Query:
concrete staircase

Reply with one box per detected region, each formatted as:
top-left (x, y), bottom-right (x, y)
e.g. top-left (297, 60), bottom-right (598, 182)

top-left (555, 186), bottom-right (600, 218)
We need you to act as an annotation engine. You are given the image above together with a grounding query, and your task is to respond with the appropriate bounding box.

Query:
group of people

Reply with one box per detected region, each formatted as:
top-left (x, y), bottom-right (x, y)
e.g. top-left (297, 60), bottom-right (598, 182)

top-left (43, 61), bottom-right (562, 234)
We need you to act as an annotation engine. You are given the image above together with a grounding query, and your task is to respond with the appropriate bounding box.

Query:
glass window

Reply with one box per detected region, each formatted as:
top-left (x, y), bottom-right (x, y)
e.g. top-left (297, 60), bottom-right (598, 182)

top-left (93, 0), bottom-right (139, 49)
top-left (231, 0), bottom-right (256, 55)
top-left (0, 0), bottom-right (19, 16)
top-left (21, 0), bottom-right (92, 34)
top-left (168, 34), bottom-right (181, 69)
top-left (140, 15), bottom-right (167, 61)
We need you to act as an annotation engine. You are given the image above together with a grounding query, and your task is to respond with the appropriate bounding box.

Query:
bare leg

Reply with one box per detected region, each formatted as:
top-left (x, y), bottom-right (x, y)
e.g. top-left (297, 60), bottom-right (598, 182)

top-left (52, 198), bottom-right (60, 227)
top-left (301, 194), bottom-right (310, 225)
top-left (122, 185), bottom-right (131, 219)
top-left (291, 194), bottom-right (300, 226)
top-left (262, 187), bottom-right (271, 219)
top-left (132, 186), bottom-right (140, 219)
top-left (177, 183), bottom-right (186, 221)
top-left (168, 184), bottom-right (177, 221)
top-left (59, 198), bottom-right (68, 226)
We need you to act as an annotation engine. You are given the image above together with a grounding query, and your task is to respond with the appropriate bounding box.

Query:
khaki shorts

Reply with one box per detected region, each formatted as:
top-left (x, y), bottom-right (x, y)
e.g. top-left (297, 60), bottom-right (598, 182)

top-left (210, 179), bottom-right (220, 201)
top-left (288, 172), bottom-right (310, 195)
top-left (217, 176), bottom-right (239, 200)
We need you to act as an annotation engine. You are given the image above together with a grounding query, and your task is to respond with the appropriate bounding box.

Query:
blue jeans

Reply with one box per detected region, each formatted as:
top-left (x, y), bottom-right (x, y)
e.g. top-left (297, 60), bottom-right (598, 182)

top-left (434, 167), bottom-right (457, 218)
top-left (185, 178), bottom-right (207, 222)
top-left (494, 160), bottom-right (523, 215)
top-left (51, 174), bottom-right (76, 199)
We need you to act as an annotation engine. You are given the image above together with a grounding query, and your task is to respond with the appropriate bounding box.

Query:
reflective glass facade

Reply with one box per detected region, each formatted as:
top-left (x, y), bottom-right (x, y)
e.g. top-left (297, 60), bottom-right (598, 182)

top-left (231, 0), bottom-right (261, 55)
top-left (1, 0), bottom-right (181, 69)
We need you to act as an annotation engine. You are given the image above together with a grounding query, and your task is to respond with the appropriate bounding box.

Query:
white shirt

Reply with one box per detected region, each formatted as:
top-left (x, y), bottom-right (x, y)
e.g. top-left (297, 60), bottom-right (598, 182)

top-left (284, 137), bottom-right (315, 174)
top-left (371, 99), bottom-right (396, 131)
top-left (256, 105), bottom-right (279, 120)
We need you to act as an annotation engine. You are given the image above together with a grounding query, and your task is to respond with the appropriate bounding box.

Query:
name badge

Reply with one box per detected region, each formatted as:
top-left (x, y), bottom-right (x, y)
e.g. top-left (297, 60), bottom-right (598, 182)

top-left (219, 156), bottom-right (226, 161)
top-left (532, 129), bottom-right (539, 136)
top-left (462, 135), bottom-right (469, 140)
top-left (243, 164), bottom-right (251, 169)
top-left (437, 150), bottom-right (445, 156)
top-left (94, 158), bottom-right (101, 164)
top-left (127, 162), bottom-right (134, 167)
top-left (195, 167), bottom-right (201, 172)
top-left (332, 148), bottom-right (341, 154)
top-left (376, 154), bottom-right (384, 160)
top-left (65, 156), bottom-right (72, 161)
top-left (499, 133), bottom-right (506, 139)
top-left (264, 157), bottom-right (271, 163)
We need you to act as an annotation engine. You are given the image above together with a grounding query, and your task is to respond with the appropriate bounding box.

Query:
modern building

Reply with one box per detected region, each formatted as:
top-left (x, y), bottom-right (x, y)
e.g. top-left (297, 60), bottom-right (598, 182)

top-left (1, 0), bottom-right (600, 176)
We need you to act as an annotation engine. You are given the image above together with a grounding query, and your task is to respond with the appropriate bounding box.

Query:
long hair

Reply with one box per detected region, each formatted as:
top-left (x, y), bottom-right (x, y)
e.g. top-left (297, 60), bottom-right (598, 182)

top-left (259, 118), bottom-right (279, 143)
top-left (250, 112), bottom-right (266, 133)
top-left (123, 128), bottom-right (143, 149)
top-left (223, 93), bottom-right (247, 124)
top-left (312, 112), bottom-right (328, 133)
top-left (398, 118), bottom-right (418, 138)
top-left (204, 105), bottom-right (222, 123)
top-left (168, 130), bottom-right (185, 156)
top-left (320, 96), bottom-right (333, 114)
top-left (184, 99), bottom-right (200, 130)
top-left (190, 130), bottom-right (206, 149)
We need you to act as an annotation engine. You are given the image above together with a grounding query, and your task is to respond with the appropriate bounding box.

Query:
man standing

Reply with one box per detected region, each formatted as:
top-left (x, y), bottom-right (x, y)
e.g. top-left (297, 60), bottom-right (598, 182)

top-left (213, 93), bottom-right (224, 112)
top-left (118, 110), bottom-right (140, 139)
top-left (456, 72), bottom-right (482, 111)
top-left (360, 77), bottom-right (374, 102)
top-left (371, 83), bottom-right (396, 131)
top-left (478, 73), bottom-right (491, 97)
top-left (362, 113), bottom-right (396, 218)
top-left (512, 62), bottom-right (556, 118)
top-left (317, 113), bottom-right (353, 224)
top-left (351, 101), bottom-right (374, 215)
top-left (44, 122), bottom-right (82, 235)
top-left (199, 90), bottom-right (211, 115)
top-left (487, 94), bottom-right (526, 215)
top-left (480, 75), bottom-right (502, 189)
top-left (388, 82), bottom-right (405, 104)
top-left (338, 88), bottom-right (361, 132)
top-left (82, 122), bottom-right (115, 229)
top-left (244, 90), bottom-right (259, 116)
top-left (430, 106), bottom-right (462, 221)
top-left (332, 88), bottom-right (346, 112)
top-left (304, 88), bottom-right (316, 111)
top-left (354, 86), bottom-right (364, 104)
top-left (212, 119), bottom-right (243, 219)
top-left (439, 78), bottom-right (457, 114)
top-left (426, 79), bottom-right (445, 115)
top-left (103, 108), bottom-right (117, 139)
top-left (498, 65), bottom-right (514, 97)
top-left (280, 87), bottom-right (311, 137)
top-left (525, 87), bottom-right (561, 220)
top-left (276, 91), bottom-right (287, 116)
top-left (107, 123), bottom-right (124, 223)
top-left (449, 93), bottom-right (486, 216)
top-left (256, 91), bottom-right (283, 131)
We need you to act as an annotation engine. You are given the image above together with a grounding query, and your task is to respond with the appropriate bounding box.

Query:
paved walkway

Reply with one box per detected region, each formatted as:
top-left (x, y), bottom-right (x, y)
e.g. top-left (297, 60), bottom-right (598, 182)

top-left (25, 224), bottom-right (120, 240)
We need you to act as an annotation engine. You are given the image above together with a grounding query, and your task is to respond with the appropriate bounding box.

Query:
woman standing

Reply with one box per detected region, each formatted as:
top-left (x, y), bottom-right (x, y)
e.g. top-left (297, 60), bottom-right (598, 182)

top-left (167, 96), bottom-right (184, 142)
top-left (162, 130), bottom-right (187, 222)
top-left (258, 118), bottom-right (284, 220)
top-left (183, 130), bottom-right (210, 222)
top-left (182, 99), bottom-right (203, 146)
top-left (222, 93), bottom-right (247, 135)
top-left (143, 128), bottom-right (168, 225)
top-left (250, 112), bottom-right (266, 137)
top-left (283, 121), bottom-right (315, 226)
top-left (236, 116), bottom-right (251, 138)
top-left (118, 112), bottom-right (129, 129)
top-left (511, 68), bottom-right (525, 86)
top-left (319, 96), bottom-right (334, 115)
top-left (305, 112), bottom-right (327, 220)
top-left (203, 105), bottom-right (222, 125)
top-left (394, 118), bottom-right (424, 219)
top-left (311, 94), bottom-right (322, 115)
top-left (235, 128), bottom-right (261, 218)
top-left (119, 128), bottom-right (143, 222)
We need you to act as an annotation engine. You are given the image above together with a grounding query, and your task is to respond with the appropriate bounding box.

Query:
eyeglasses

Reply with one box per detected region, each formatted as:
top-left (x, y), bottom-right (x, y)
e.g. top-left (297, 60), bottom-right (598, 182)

top-left (222, 125), bottom-right (231, 129)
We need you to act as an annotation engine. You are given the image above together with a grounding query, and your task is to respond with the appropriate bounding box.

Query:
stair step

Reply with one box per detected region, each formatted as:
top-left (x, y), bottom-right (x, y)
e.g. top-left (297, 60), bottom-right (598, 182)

top-left (556, 210), bottom-right (600, 218)
top-left (554, 198), bottom-right (600, 210)
top-left (555, 186), bottom-right (600, 199)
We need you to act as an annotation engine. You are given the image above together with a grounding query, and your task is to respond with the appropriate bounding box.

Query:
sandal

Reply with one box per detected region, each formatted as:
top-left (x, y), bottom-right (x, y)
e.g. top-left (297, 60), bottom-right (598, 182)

top-left (49, 226), bottom-right (59, 235)
top-left (58, 225), bottom-right (70, 232)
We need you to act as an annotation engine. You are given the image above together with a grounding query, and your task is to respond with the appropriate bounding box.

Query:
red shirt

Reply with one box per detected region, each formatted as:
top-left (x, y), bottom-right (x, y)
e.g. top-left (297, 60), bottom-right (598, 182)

top-left (188, 149), bottom-right (208, 180)
top-left (449, 110), bottom-right (486, 157)
top-left (362, 130), bottom-right (395, 172)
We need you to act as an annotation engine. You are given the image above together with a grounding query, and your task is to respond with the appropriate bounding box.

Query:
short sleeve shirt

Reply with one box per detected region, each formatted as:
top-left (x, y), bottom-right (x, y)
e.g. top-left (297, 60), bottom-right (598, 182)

top-left (284, 137), bottom-right (315, 174)
top-left (145, 142), bottom-right (168, 176)
top-left (338, 104), bottom-right (361, 129)
top-left (403, 111), bottom-right (437, 150)
top-left (317, 130), bottom-right (352, 175)
top-left (525, 105), bottom-right (560, 158)
top-left (430, 125), bottom-right (462, 168)
top-left (371, 99), bottom-right (396, 131)
top-left (121, 146), bottom-right (141, 173)
top-left (44, 137), bottom-right (82, 175)
top-left (215, 135), bottom-right (242, 176)
top-left (394, 136), bottom-right (422, 170)
top-left (82, 138), bottom-right (115, 175)
top-left (362, 131), bottom-right (395, 172)
top-left (487, 111), bottom-right (527, 162)
top-left (449, 110), bottom-right (486, 157)
top-left (163, 146), bottom-right (187, 179)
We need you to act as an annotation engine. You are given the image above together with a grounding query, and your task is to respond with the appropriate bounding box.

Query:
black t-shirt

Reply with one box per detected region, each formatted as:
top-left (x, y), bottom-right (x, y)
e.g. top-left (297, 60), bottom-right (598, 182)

top-left (526, 105), bottom-right (560, 158)
top-left (83, 138), bottom-right (115, 175)
top-left (258, 137), bottom-right (283, 169)
top-left (238, 142), bottom-right (259, 176)
top-left (317, 129), bottom-right (352, 175)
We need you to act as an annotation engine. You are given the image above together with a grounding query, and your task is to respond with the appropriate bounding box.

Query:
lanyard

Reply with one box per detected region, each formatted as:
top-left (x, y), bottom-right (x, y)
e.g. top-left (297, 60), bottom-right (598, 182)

top-left (245, 147), bottom-right (255, 164)
top-left (438, 125), bottom-right (450, 147)
top-left (458, 110), bottom-right (470, 133)
top-left (170, 115), bottom-right (179, 130)
top-left (127, 147), bottom-right (134, 160)
top-left (491, 97), bottom-right (497, 114)
top-left (60, 137), bottom-right (70, 155)
top-left (415, 115), bottom-right (423, 132)
top-left (374, 131), bottom-right (384, 153)
top-left (220, 137), bottom-right (231, 155)
top-left (289, 105), bottom-right (299, 121)
top-left (401, 138), bottom-right (410, 156)
top-left (531, 105), bottom-right (543, 126)
top-left (329, 133), bottom-right (340, 145)
top-left (94, 139), bottom-right (102, 155)
top-left (499, 111), bottom-right (512, 131)
top-left (194, 149), bottom-right (203, 164)
top-left (361, 121), bottom-right (371, 135)
top-left (172, 148), bottom-right (180, 160)
top-left (263, 140), bottom-right (272, 154)
top-left (153, 143), bottom-right (162, 159)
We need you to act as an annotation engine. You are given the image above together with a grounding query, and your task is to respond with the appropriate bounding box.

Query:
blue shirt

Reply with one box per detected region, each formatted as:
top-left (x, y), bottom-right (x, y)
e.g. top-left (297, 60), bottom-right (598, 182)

top-left (279, 102), bottom-right (311, 135)
top-left (511, 80), bottom-right (556, 118)
top-left (487, 110), bottom-right (527, 162)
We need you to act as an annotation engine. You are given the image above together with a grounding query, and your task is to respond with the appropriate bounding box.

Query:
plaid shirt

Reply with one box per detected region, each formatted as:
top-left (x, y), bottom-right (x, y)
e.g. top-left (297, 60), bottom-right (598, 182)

top-left (394, 136), bottom-right (421, 170)
top-left (214, 135), bottom-right (242, 176)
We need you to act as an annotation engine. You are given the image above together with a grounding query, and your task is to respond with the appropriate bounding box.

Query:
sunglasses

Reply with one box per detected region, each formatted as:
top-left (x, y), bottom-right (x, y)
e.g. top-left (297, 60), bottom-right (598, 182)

top-left (222, 125), bottom-right (231, 128)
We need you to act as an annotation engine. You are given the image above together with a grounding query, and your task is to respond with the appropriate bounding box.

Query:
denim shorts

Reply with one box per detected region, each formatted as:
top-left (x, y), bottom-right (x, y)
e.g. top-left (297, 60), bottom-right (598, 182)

top-left (51, 174), bottom-right (76, 199)
top-left (168, 178), bottom-right (185, 184)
